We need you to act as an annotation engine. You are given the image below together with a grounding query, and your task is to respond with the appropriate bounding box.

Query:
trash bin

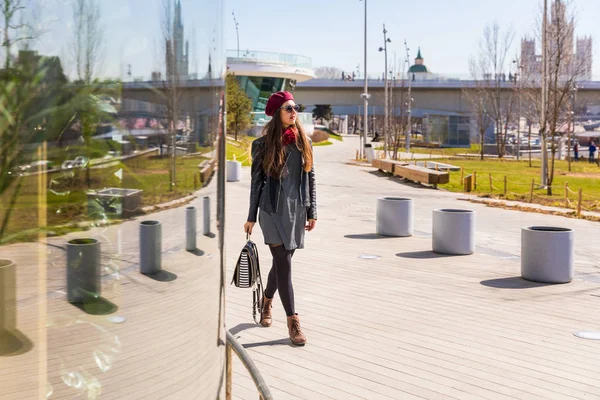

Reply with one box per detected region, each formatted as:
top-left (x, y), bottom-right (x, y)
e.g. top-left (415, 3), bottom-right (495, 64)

top-left (226, 160), bottom-right (242, 182)
top-left (364, 143), bottom-right (375, 163)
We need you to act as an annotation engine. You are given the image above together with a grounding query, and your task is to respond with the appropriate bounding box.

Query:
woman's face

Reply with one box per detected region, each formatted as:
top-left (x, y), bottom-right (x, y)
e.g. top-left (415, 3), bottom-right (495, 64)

top-left (279, 100), bottom-right (298, 127)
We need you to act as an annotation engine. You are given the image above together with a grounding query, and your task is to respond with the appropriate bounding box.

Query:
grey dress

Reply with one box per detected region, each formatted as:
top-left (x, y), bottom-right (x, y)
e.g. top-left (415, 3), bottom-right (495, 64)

top-left (258, 144), bottom-right (307, 250)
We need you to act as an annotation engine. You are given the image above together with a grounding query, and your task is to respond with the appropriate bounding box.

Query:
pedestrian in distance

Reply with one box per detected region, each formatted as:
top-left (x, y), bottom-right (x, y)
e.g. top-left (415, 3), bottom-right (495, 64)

top-left (244, 91), bottom-right (317, 346)
top-left (589, 140), bottom-right (597, 164)
top-left (574, 141), bottom-right (579, 161)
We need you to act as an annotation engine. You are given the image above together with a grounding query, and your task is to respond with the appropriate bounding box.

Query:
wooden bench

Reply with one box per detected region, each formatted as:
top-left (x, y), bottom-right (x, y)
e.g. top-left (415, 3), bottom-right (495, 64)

top-left (372, 159), bottom-right (409, 174)
top-left (198, 158), bottom-right (216, 186)
top-left (393, 164), bottom-right (450, 188)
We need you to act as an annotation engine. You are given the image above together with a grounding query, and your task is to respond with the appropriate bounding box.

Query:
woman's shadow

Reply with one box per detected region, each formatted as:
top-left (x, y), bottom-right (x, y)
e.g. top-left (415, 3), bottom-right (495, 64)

top-left (229, 323), bottom-right (294, 348)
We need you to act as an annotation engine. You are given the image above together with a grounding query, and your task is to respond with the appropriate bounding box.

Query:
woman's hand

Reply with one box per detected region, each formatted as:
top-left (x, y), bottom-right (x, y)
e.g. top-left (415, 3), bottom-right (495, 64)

top-left (244, 221), bottom-right (255, 235)
top-left (305, 219), bottom-right (316, 232)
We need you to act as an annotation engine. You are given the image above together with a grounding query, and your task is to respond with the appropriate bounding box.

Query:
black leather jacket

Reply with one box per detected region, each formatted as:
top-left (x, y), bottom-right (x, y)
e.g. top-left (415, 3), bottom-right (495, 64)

top-left (247, 136), bottom-right (317, 223)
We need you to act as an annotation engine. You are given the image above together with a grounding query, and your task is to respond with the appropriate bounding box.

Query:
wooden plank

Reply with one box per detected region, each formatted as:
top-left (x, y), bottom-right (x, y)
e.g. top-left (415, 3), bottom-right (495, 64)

top-left (394, 164), bottom-right (449, 184)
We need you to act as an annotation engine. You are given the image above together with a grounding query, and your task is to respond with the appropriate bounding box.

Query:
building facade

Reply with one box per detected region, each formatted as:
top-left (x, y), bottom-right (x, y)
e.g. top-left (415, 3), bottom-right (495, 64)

top-left (520, 0), bottom-right (592, 80)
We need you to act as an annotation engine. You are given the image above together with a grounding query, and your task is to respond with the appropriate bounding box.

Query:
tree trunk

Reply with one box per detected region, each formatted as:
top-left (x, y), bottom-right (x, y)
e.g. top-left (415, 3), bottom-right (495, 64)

top-left (528, 121), bottom-right (532, 168)
top-left (480, 127), bottom-right (484, 161)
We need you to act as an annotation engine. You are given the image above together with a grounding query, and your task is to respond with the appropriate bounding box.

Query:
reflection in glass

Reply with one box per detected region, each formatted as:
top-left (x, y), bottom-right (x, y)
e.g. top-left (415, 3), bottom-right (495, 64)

top-left (1, 0), bottom-right (226, 398)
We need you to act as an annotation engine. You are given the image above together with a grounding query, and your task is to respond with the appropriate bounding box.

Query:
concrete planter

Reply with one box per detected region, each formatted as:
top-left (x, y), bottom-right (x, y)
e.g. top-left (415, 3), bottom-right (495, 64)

top-left (432, 209), bottom-right (475, 255)
top-left (226, 160), bottom-right (242, 182)
top-left (140, 221), bottom-right (162, 275)
top-left (0, 260), bottom-right (16, 334)
top-left (376, 197), bottom-right (413, 237)
top-left (67, 239), bottom-right (101, 303)
top-left (521, 226), bottom-right (573, 283)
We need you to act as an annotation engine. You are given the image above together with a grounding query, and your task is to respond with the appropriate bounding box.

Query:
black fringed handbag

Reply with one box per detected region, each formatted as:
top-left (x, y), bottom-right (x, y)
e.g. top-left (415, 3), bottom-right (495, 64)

top-left (231, 234), bottom-right (264, 324)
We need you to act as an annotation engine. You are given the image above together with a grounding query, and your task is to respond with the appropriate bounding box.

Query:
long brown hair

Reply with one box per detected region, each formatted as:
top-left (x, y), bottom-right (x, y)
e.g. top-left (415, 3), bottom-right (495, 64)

top-left (262, 109), bottom-right (313, 177)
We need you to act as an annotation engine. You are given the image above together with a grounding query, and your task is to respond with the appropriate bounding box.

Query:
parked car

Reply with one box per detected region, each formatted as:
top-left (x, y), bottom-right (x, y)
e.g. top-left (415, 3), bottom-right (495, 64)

top-left (61, 160), bottom-right (74, 170)
top-left (30, 160), bottom-right (54, 170)
top-left (73, 156), bottom-right (89, 168)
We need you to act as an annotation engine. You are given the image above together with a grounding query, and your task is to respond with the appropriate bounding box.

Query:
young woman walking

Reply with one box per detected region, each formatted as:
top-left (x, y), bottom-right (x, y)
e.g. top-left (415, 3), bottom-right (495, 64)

top-left (243, 91), bottom-right (317, 346)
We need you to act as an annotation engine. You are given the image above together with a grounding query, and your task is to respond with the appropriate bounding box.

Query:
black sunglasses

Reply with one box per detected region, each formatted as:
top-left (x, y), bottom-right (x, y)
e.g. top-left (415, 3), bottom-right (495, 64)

top-left (280, 105), bottom-right (300, 113)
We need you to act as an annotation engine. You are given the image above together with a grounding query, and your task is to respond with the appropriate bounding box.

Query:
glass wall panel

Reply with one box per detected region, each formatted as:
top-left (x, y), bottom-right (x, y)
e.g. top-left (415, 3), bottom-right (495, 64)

top-left (0, 0), bottom-right (226, 398)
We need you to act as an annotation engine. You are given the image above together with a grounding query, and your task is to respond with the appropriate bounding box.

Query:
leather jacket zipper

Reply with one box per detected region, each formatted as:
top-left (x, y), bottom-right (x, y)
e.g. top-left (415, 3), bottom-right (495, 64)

top-left (275, 150), bottom-right (292, 212)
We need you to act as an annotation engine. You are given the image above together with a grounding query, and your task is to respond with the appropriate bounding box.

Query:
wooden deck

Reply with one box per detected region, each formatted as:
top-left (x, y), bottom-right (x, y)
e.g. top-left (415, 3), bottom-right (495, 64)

top-left (1, 136), bottom-right (599, 399)
top-left (225, 137), bottom-right (600, 399)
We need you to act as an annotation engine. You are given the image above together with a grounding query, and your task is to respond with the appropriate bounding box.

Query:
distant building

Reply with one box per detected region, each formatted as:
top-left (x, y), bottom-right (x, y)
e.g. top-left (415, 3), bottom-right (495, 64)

top-left (407, 48), bottom-right (433, 81)
top-left (576, 37), bottom-right (593, 80)
top-left (520, 0), bottom-right (592, 80)
top-left (166, 0), bottom-right (189, 80)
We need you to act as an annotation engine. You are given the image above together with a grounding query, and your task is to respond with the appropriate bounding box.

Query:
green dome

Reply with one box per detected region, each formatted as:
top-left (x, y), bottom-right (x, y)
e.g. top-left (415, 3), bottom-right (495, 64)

top-left (408, 64), bottom-right (428, 73)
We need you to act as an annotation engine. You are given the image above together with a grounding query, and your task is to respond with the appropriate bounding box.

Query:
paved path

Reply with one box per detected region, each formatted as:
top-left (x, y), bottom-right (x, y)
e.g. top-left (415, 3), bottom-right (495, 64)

top-left (225, 135), bottom-right (600, 399)
top-left (2, 135), bottom-right (600, 399)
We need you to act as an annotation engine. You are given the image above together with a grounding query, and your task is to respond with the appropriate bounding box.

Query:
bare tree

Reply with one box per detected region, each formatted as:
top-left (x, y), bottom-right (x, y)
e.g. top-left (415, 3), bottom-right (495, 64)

top-left (314, 66), bottom-right (344, 80)
top-left (71, 0), bottom-right (103, 83)
top-left (466, 57), bottom-right (493, 160)
top-left (159, 0), bottom-right (181, 190)
top-left (1, 0), bottom-right (36, 70)
top-left (542, 0), bottom-right (586, 194)
top-left (474, 23), bottom-right (517, 158)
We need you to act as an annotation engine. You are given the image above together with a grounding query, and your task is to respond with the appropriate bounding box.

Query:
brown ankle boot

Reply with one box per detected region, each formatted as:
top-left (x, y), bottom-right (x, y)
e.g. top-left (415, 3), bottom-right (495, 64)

top-left (287, 314), bottom-right (307, 346)
top-left (260, 296), bottom-right (273, 327)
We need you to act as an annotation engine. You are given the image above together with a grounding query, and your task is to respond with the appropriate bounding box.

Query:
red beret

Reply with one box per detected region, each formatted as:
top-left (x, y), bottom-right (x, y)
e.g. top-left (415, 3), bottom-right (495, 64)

top-left (265, 91), bottom-right (294, 117)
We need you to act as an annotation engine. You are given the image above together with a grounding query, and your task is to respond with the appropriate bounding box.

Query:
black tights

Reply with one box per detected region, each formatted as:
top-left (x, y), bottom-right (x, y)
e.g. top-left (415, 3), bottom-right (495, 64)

top-left (264, 245), bottom-right (296, 317)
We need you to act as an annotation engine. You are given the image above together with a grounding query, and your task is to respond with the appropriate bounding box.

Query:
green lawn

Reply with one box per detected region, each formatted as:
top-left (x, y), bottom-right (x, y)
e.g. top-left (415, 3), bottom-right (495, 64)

top-left (226, 135), bottom-right (256, 166)
top-left (431, 157), bottom-right (600, 211)
top-left (0, 152), bottom-right (211, 244)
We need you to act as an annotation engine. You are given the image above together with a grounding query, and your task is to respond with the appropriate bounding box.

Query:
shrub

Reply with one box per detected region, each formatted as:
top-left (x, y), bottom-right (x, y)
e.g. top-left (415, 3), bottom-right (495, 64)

top-left (311, 130), bottom-right (330, 143)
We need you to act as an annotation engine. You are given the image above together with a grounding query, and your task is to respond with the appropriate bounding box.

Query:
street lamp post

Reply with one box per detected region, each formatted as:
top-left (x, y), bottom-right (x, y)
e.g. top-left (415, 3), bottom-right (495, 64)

top-left (569, 86), bottom-right (577, 172)
top-left (404, 40), bottom-right (412, 153)
top-left (540, 0), bottom-right (548, 187)
top-left (359, 0), bottom-right (368, 160)
top-left (379, 24), bottom-right (391, 157)
top-left (513, 59), bottom-right (523, 161)
top-left (232, 11), bottom-right (240, 57)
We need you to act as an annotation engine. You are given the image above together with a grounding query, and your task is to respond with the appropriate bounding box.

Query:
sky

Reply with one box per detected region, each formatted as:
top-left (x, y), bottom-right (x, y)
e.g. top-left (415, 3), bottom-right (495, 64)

top-left (25, 0), bottom-right (600, 80)
top-left (224, 0), bottom-right (600, 79)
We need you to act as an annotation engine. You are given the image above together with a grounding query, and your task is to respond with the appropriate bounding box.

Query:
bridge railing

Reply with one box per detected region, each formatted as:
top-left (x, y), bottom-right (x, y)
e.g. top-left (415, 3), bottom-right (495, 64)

top-left (227, 49), bottom-right (312, 69)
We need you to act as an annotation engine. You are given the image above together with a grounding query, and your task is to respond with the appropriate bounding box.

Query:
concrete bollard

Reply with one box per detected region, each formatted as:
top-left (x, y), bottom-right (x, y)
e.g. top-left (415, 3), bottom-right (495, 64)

top-left (186, 206), bottom-right (197, 251)
top-left (140, 220), bottom-right (162, 275)
top-left (67, 239), bottom-right (101, 303)
top-left (0, 260), bottom-right (16, 334)
top-left (203, 196), bottom-right (210, 235)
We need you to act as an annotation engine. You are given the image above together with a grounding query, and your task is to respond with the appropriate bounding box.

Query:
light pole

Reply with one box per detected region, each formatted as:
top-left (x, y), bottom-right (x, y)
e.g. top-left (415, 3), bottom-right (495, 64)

top-left (404, 40), bottom-right (412, 153)
top-left (513, 59), bottom-right (523, 161)
top-left (359, 0), bottom-right (369, 159)
top-left (569, 86), bottom-right (577, 171)
top-left (232, 11), bottom-right (240, 57)
top-left (540, 0), bottom-right (548, 187)
top-left (379, 24), bottom-right (391, 157)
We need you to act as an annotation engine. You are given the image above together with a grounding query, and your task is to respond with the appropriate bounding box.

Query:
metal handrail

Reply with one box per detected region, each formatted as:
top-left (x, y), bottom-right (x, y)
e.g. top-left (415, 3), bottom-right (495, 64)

top-left (226, 331), bottom-right (273, 400)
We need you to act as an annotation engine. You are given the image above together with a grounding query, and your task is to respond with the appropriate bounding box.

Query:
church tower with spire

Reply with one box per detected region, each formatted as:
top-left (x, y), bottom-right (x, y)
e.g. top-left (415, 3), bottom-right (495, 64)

top-left (408, 47), bottom-right (432, 81)
top-left (166, 0), bottom-right (189, 80)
